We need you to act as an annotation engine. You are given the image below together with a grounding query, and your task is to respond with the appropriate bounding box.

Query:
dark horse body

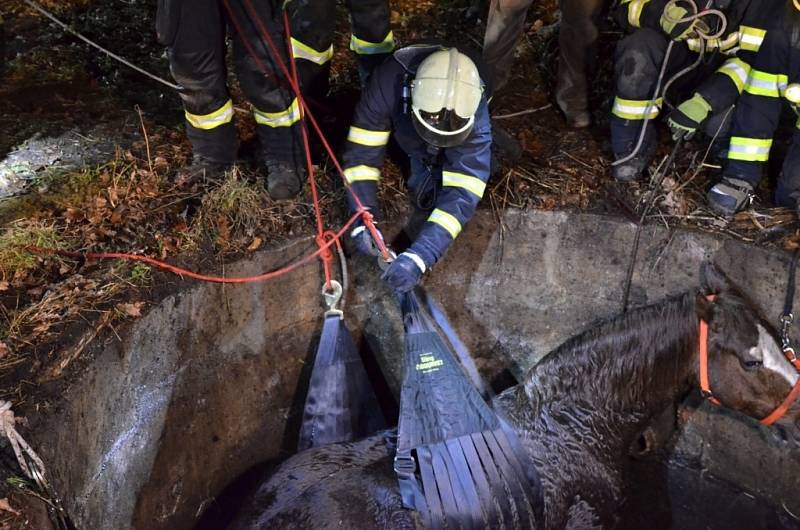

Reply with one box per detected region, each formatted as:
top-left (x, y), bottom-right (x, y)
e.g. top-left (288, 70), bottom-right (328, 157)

top-left (230, 266), bottom-right (800, 529)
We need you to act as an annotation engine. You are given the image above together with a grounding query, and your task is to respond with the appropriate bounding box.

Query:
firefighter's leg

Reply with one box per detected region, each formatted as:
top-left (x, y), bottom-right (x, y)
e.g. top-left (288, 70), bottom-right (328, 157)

top-left (776, 127), bottom-right (800, 209)
top-left (286, 0), bottom-right (336, 100)
top-left (163, 0), bottom-right (236, 180)
top-left (345, 0), bottom-right (395, 84)
top-left (228, 0), bottom-right (306, 200)
top-left (701, 105), bottom-right (735, 165)
top-left (482, 0), bottom-right (535, 92)
top-left (610, 28), bottom-right (691, 181)
top-left (556, 0), bottom-right (605, 128)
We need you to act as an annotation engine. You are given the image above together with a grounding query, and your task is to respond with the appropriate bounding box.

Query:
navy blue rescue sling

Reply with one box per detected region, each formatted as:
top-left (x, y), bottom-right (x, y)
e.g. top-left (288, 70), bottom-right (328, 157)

top-left (395, 291), bottom-right (544, 529)
top-left (298, 283), bottom-right (386, 450)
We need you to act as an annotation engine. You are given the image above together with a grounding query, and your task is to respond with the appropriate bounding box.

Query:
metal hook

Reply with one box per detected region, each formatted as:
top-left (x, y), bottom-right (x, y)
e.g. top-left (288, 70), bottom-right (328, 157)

top-left (322, 280), bottom-right (343, 318)
top-left (377, 249), bottom-right (397, 272)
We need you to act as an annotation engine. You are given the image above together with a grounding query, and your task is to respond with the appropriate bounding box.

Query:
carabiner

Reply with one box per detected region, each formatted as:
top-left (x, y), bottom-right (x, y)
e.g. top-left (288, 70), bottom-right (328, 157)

top-left (322, 280), bottom-right (343, 318)
top-left (377, 249), bottom-right (397, 272)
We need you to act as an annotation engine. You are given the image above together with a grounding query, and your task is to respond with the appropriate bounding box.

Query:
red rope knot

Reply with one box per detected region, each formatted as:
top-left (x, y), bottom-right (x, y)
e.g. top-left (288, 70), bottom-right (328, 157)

top-left (357, 210), bottom-right (391, 260)
top-left (316, 232), bottom-right (336, 264)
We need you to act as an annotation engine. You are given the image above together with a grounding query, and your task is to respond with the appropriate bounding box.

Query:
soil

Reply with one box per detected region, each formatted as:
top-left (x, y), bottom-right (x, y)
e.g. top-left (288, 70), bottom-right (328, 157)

top-left (0, 0), bottom-right (799, 527)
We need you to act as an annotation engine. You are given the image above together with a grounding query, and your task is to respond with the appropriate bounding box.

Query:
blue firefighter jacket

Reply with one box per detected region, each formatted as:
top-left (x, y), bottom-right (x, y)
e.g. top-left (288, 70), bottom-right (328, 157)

top-left (725, 27), bottom-right (800, 184)
top-left (341, 45), bottom-right (492, 269)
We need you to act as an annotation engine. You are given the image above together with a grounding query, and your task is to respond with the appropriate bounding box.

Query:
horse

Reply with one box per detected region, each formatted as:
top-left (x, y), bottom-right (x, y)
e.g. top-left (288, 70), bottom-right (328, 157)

top-left (228, 263), bottom-right (800, 529)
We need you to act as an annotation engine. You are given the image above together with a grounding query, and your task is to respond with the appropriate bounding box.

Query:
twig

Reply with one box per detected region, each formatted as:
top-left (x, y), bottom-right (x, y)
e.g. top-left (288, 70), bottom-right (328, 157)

top-left (41, 311), bottom-right (114, 381)
top-left (135, 105), bottom-right (156, 179)
top-left (493, 104), bottom-right (553, 120)
top-left (559, 150), bottom-right (594, 171)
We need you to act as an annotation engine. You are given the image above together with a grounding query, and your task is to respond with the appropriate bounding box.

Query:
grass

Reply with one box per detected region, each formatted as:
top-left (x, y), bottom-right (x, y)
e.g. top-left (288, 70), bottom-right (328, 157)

top-left (128, 263), bottom-right (152, 286)
top-left (189, 168), bottom-right (272, 249)
top-left (0, 220), bottom-right (69, 277)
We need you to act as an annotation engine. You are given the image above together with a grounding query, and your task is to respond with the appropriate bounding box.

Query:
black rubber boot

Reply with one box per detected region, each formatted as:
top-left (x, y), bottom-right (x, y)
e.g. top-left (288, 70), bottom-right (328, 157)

top-left (610, 117), bottom-right (657, 182)
top-left (707, 177), bottom-right (754, 217)
top-left (174, 155), bottom-right (231, 185)
top-left (266, 160), bottom-right (306, 200)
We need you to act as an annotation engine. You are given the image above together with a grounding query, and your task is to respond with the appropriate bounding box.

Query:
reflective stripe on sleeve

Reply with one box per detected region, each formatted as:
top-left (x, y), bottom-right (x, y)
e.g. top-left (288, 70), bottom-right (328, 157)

top-left (744, 69), bottom-right (789, 98)
top-left (343, 165), bottom-right (381, 184)
top-left (727, 137), bottom-right (773, 162)
top-left (290, 38), bottom-right (334, 65)
top-left (186, 99), bottom-right (234, 130)
top-left (611, 97), bottom-right (662, 120)
top-left (626, 0), bottom-right (650, 27)
top-left (254, 98), bottom-right (302, 128)
top-left (442, 170), bottom-right (487, 199)
top-left (347, 126), bottom-right (391, 147)
top-left (350, 31), bottom-right (395, 55)
top-left (717, 58), bottom-right (750, 93)
top-left (739, 26), bottom-right (767, 52)
top-left (428, 208), bottom-right (462, 239)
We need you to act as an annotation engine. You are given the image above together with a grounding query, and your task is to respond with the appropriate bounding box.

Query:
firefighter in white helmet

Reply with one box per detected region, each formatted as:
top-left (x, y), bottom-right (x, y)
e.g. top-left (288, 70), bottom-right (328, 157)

top-left (341, 45), bottom-right (492, 294)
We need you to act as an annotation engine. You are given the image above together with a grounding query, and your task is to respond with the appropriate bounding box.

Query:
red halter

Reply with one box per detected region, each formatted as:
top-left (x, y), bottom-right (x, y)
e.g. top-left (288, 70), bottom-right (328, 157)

top-left (699, 295), bottom-right (800, 426)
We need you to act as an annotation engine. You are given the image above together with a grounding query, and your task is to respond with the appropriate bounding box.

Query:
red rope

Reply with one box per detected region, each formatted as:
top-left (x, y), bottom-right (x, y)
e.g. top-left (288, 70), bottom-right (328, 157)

top-left (26, 212), bottom-right (364, 284)
top-left (278, 7), bottom-right (333, 288)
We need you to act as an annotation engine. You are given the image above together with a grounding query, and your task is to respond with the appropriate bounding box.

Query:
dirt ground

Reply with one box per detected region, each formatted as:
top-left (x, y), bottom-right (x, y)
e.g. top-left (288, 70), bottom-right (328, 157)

top-left (0, 0), bottom-right (799, 527)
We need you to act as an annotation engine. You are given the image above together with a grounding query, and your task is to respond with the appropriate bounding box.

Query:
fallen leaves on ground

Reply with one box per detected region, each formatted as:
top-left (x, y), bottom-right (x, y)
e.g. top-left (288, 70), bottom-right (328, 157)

top-left (0, 499), bottom-right (19, 516)
top-left (116, 302), bottom-right (144, 318)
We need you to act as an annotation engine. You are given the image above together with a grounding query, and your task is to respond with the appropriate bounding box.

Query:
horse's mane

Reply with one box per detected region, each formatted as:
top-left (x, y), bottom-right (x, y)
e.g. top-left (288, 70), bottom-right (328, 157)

top-left (523, 291), bottom-right (701, 416)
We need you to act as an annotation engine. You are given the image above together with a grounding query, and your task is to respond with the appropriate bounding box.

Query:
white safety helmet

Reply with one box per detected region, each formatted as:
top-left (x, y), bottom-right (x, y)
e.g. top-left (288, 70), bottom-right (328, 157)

top-left (410, 48), bottom-right (483, 148)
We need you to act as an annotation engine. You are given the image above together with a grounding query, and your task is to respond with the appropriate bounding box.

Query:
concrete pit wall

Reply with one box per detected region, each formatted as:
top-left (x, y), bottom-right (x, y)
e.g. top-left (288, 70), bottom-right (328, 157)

top-left (30, 210), bottom-right (800, 529)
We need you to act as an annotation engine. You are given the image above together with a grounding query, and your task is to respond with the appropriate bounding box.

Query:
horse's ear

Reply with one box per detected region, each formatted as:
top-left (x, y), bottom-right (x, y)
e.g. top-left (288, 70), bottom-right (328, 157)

top-left (696, 293), bottom-right (715, 322)
top-left (700, 261), bottom-right (731, 295)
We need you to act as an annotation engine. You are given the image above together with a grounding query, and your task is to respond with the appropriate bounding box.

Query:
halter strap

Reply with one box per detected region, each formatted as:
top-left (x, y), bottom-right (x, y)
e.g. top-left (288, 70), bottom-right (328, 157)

top-left (698, 294), bottom-right (800, 426)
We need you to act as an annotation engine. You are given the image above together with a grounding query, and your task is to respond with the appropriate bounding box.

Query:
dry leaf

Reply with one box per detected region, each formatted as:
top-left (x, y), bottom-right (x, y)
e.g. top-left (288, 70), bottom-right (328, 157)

top-left (0, 343), bottom-right (8, 359)
top-left (0, 281), bottom-right (8, 292)
top-left (0, 498), bottom-right (20, 516)
top-left (107, 187), bottom-right (119, 206)
top-left (64, 207), bottom-right (84, 223)
top-left (117, 302), bottom-right (144, 318)
top-left (32, 322), bottom-right (51, 335)
top-left (247, 237), bottom-right (263, 251)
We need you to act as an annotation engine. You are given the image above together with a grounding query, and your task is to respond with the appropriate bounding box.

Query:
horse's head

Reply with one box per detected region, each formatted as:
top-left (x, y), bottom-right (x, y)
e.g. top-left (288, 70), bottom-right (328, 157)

top-left (697, 262), bottom-right (800, 439)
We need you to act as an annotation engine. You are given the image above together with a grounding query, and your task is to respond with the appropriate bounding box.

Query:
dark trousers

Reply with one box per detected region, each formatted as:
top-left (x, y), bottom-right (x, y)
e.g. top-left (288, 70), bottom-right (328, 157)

top-left (483, 0), bottom-right (604, 113)
top-left (158, 0), bottom-right (300, 164)
top-left (611, 28), bottom-right (730, 157)
top-left (287, 0), bottom-right (392, 93)
top-left (775, 129), bottom-right (800, 207)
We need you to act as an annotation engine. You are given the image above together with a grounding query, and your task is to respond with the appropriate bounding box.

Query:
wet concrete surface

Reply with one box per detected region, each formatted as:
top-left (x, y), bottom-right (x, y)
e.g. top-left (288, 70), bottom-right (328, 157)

top-left (27, 210), bottom-right (800, 529)
top-left (0, 128), bottom-right (119, 198)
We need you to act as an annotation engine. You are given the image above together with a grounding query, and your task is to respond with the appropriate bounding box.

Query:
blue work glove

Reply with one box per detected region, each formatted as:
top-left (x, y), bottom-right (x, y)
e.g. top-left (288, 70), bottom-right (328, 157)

top-left (381, 252), bottom-right (426, 294)
top-left (350, 224), bottom-right (384, 257)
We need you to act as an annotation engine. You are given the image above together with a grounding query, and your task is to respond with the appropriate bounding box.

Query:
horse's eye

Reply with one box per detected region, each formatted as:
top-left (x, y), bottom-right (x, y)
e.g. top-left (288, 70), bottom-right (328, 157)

top-left (743, 360), bottom-right (763, 370)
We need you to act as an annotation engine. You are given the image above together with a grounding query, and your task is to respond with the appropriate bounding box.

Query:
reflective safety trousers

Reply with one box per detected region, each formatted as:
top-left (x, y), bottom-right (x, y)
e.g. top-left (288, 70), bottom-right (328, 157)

top-left (341, 47), bottom-right (492, 269)
top-left (725, 28), bottom-right (800, 196)
top-left (611, 0), bottom-right (784, 124)
top-left (157, 0), bottom-right (300, 162)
